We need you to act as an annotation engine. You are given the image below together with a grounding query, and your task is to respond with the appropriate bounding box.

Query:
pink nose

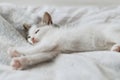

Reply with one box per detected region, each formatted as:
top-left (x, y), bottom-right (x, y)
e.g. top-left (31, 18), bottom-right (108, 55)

top-left (31, 37), bottom-right (38, 43)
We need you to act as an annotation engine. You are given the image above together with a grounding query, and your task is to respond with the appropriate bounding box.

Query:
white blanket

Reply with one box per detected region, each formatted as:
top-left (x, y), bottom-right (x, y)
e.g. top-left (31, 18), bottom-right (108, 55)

top-left (0, 3), bottom-right (120, 80)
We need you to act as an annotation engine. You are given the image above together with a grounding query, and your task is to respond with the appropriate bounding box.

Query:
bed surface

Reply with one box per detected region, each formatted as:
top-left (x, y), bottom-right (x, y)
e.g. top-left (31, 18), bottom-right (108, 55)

top-left (0, 3), bottom-right (120, 80)
top-left (1, 0), bottom-right (120, 6)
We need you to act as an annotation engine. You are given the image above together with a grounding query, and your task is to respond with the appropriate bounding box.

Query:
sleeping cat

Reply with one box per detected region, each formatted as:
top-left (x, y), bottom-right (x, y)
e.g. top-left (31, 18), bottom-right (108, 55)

top-left (8, 12), bottom-right (120, 70)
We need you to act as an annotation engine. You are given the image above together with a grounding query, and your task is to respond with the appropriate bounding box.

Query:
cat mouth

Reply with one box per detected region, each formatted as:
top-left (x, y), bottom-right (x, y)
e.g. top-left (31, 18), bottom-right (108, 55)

top-left (32, 39), bottom-right (39, 44)
top-left (28, 38), bottom-right (39, 45)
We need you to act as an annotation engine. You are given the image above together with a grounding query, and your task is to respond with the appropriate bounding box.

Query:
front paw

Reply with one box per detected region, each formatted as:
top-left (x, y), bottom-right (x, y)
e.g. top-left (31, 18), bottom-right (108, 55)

top-left (8, 47), bottom-right (21, 58)
top-left (10, 57), bottom-right (28, 70)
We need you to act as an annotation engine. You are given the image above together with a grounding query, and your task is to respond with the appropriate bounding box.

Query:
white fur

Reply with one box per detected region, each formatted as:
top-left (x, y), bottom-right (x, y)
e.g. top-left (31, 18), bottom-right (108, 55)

top-left (28, 23), bottom-right (120, 52)
top-left (8, 23), bottom-right (120, 70)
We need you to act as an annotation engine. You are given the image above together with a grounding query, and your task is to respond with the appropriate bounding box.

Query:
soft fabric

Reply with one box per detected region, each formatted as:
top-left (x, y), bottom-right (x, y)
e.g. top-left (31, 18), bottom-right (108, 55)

top-left (0, 3), bottom-right (120, 80)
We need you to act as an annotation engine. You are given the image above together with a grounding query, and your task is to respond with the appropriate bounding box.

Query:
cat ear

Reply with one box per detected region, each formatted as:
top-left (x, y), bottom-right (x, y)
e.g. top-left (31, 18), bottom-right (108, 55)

top-left (23, 23), bottom-right (31, 31)
top-left (42, 12), bottom-right (53, 25)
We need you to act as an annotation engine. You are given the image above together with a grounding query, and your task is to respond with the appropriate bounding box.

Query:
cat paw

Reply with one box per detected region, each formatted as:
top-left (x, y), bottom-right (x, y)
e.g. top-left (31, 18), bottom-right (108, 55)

top-left (10, 57), bottom-right (28, 70)
top-left (111, 44), bottom-right (120, 52)
top-left (8, 48), bottom-right (21, 58)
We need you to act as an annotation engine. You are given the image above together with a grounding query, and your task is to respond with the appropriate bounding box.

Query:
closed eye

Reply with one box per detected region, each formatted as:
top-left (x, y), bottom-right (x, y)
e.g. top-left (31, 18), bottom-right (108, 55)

top-left (35, 29), bottom-right (40, 34)
top-left (27, 36), bottom-right (31, 38)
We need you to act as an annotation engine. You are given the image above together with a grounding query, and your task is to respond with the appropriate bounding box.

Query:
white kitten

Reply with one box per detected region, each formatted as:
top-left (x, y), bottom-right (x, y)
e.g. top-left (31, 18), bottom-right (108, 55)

top-left (8, 12), bottom-right (120, 70)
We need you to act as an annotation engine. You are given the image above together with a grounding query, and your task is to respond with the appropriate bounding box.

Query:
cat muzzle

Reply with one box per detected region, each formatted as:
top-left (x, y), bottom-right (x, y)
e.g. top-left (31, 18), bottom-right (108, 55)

top-left (31, 38), bottom-right (39, 44)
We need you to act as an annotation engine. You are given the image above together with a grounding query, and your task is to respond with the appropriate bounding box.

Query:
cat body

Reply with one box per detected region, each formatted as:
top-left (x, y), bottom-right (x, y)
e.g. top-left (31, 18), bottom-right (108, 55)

top-left (8, 12), bottom-right (120, 70)
top-left (28, 24), bottom-right (114, 53)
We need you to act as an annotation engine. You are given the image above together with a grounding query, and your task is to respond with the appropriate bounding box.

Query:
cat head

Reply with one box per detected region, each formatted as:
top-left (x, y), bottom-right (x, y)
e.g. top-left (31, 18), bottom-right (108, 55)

top-left (23, 12), bottom-right (53, 44)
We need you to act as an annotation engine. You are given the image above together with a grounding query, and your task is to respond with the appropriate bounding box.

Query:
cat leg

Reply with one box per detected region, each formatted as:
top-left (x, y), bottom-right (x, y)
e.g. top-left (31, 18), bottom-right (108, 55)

top-left (9, 41), bottom-right (57, 56)
top-left (8, 47), bottom-right (25, 58)
top-left (105, 29), bottom-right (120, 52)
top-left (111, 44), bottom-right (120, 52)
top-left (7, 46), bottom-right (37, 57)
top-left (10, 51), bottom-right (58, 70)
top-left (109, 35), bottom-right (120, 52)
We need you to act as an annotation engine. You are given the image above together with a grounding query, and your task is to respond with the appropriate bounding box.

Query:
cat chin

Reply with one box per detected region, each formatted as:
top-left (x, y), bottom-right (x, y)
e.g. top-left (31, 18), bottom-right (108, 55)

top-left (28, 42), bottom-right (34, 45)
top-left (28, 41), bottom-right (37, 45)
top-left (27, 40), bottom-right (34, 45)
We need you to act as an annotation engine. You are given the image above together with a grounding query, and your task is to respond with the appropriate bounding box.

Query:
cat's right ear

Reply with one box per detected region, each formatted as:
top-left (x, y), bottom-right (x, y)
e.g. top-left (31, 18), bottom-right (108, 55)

top-left (42, 12), bottom-right (53, 25)
top-left (23, 23), bottom-right (31, 31)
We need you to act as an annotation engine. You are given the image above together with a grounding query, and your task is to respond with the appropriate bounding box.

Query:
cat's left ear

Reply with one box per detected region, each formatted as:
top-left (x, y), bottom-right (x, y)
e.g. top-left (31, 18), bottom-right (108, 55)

top-left (42, 12), bottom-right (53, 25)
top-left (23, 23), bottom-right (31, 31)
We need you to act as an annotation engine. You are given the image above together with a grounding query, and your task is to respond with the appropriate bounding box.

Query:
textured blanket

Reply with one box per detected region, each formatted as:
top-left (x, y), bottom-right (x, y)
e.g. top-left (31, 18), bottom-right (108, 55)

top-left (0, 3), bottom-right (120, 80)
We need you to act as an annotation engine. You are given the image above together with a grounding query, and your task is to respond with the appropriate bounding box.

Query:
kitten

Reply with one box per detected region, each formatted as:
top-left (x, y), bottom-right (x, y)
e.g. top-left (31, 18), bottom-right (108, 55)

top-left (8, 12), bottom-right (120, 70)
